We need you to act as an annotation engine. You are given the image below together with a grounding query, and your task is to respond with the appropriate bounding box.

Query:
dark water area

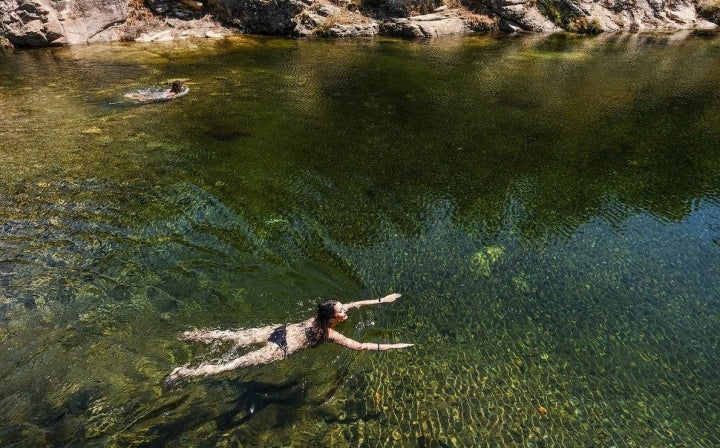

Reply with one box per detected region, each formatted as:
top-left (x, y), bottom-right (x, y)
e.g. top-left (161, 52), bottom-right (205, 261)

top-left (1, 32), bottom-right (719, 446)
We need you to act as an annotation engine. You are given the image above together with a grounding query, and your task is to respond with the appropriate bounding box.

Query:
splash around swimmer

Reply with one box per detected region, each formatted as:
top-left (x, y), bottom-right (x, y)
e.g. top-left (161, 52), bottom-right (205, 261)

top-left (124, 80), bottom-right (189, 103)
top-left (167, 293), bottom-right (413, 384)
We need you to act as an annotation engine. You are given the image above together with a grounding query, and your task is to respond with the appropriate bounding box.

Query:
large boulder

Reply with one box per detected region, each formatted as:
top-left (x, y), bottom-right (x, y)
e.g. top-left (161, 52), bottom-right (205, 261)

top-left (59, 0), bottom-right (129, 44)
top-left (216, 0), bottom-right (312, 34)
top-left (0, 0), bottom-right (128, 46)
top-left (492, 0), bottom-right (718, 32)
top-left (381, 10), bottom-right (473, 37)
top-left (1, 0), bottom-right (66, 46)
top-left (146, 0), bottom-right (205, 18)
top-left (293, 1), bottom-right (380, 36)
top-left (490, 0), bottom-right (559, 32)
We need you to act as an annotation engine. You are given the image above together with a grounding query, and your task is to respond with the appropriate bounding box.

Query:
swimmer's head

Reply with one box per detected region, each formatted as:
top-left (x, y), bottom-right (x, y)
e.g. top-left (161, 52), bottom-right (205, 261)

top-left (332, 302), bottom-right (348, 323)
top-left (170, 80), bottom-right (183, 93)
top-left (315, 299), bottom-right (339, 329)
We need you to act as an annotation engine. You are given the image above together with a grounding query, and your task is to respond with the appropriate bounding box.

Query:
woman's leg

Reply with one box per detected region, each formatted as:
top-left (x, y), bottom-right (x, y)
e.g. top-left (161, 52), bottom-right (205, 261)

top-left (168, 343), bottom-right (284, 381)
top-left (181, 325), bottom-right (277, 347)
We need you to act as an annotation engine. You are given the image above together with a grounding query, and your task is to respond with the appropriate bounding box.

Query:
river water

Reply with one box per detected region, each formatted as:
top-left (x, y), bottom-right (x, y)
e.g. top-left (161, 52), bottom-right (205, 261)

top-left (1, 32), bottom-right (719, 447)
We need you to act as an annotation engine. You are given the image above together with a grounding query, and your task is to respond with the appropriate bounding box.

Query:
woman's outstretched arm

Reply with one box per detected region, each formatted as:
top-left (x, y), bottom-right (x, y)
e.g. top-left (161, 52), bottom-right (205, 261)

top-left (345, 293), bottom-right (402, 310)
top-left (327, 329), bottom-right (413, 351)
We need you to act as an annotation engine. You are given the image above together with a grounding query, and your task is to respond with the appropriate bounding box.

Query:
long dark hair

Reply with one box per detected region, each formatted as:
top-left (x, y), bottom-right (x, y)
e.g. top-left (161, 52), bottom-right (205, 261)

top-left (170, 80), bottom-right (183, 93)
top-left (306, 299), bottom-right (337, 346)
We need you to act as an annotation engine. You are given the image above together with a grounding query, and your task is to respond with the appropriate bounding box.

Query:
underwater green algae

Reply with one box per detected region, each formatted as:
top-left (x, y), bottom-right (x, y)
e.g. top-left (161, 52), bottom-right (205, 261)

top-left (1, 33), bottom-right (720, 447)
top-left (472, 245), bottom-right (505, 277)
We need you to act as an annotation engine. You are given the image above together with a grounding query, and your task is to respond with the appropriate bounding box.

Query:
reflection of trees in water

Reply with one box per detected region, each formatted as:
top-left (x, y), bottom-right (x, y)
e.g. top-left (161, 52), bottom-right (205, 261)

top-left (270, 34), bottom-right (720, 246)
top-left (2, 35), bottom-right (719, 446)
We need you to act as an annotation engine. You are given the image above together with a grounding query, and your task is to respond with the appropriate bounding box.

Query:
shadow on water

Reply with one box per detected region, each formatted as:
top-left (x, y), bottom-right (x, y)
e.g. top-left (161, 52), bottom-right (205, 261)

top-left (134, 379), bottom-right (306, 447)
top-left (146, 32), bottom-right (717, 249)
top-left (204, 127), bottom-right (254, 143)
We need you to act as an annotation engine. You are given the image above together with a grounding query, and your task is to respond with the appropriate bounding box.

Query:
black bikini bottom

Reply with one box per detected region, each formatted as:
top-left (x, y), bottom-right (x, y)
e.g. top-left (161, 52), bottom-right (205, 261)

top-left (268, 325), bottom-right (288, 357)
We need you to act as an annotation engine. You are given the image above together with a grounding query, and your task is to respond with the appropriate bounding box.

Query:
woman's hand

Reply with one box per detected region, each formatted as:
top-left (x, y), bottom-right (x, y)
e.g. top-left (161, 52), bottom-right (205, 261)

top-left (391, 343), bottom-right (414, 349)
top-left (380, 293), bottom-right (401, 303)
top-left (346, 293), bottom-right (403, 310)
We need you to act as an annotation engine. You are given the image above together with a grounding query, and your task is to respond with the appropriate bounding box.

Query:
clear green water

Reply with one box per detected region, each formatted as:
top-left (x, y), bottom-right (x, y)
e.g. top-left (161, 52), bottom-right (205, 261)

top-left (1, 32), bottom-right (719, 447)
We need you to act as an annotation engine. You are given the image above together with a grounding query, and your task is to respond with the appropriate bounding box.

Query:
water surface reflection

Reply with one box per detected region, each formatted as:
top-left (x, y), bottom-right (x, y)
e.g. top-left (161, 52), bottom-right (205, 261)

top-left (0, 32), bottom-right (719, 446)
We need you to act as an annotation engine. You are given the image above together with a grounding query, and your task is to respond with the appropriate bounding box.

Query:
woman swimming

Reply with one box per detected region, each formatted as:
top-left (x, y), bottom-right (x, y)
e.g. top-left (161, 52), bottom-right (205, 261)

top-left (123, 80), bottom-right (187, 102)
top-left (168, 80), bottom-right (184, 96)
top-left (167, 293), bottom-right (413, 383)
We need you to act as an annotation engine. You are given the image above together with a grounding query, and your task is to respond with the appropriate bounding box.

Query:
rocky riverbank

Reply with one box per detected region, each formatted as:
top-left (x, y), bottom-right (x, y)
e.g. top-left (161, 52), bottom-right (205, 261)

top-left (1, 0), bottom-right (718, 48)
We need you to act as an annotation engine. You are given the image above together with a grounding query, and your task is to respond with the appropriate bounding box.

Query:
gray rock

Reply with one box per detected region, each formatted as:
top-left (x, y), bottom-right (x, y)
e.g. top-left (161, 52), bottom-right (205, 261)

top-left (323, 21), bottom-right (379, 37)
top-left (293, 10), bottom-right (322, 36)
top-left (221, 0), bottom-right (311, 34)
top-left (61, 1), bottom-right (129, 44)
top-left (498, 17), bottom-right (524, 32)
top-left (565, 0), bottom-right (715, 31)
top-left (316, 4), bottom-right (341, 16)
top-left (1, 0), bottom-right (66, 46)
top-left (293, 7), bottom-right (379, 37)
top-left (0, 0), bottom-right (128, 46)
top-left (381, 11), bottom-right (471, 37)
top-left (146, 0), bottom-right (204, 18)
top-left (1, 0), bottom-right (718, 47)
top-left (647, 0), bottom-right (665, 16)
top-left (134, 16), bottom-right (230, 41)
top-left (491, 0), bottom-right (559, 32)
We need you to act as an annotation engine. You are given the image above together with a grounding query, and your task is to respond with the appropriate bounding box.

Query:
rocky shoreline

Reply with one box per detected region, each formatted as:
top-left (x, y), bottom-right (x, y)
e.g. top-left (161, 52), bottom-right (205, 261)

top-left (1, 0), bottom-right (718, 48)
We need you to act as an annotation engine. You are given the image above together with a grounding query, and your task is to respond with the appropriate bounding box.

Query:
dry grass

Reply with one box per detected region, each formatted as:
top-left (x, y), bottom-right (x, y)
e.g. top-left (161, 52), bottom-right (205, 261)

top-left (697, 0), bottom-right (720, 10)
top-left (121, 0), bottom-right (166, 40)
top-left (697, 0), bottom-right (720, 19)
top-left (314, 0), bottom-right (376, 25)
top-left (125, 0), bottom-right (162, 27)
top-left (696, 0), bottom-right (720, 22)
top-left (457, 8), bottom-right (497, 30)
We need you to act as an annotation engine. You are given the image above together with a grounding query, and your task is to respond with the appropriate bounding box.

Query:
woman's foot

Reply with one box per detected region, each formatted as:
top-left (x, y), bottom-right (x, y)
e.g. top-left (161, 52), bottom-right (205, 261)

top-left (164, 365), bottom-right (190, 389)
